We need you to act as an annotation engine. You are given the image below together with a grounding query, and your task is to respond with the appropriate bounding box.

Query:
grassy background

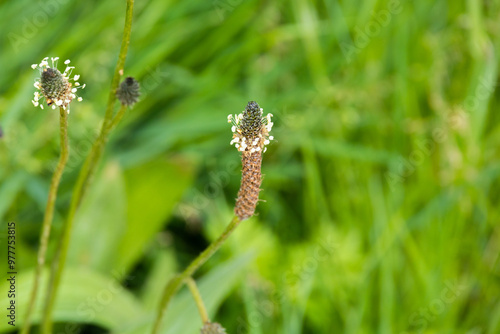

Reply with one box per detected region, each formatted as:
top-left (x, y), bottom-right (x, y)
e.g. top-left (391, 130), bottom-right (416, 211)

top-left (1, 0), bottom-right (499, 333)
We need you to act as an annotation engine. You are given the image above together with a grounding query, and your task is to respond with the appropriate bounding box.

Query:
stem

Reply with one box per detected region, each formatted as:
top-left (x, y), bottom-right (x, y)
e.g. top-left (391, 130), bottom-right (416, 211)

top-left (41, 1), bottom-right (135, 332)
top-left (152, 216), bottom-right (241, 334)
top-left (21, 108), bottom-right (69, 334)
top-left (108, 104), bottom-right (127, 132)
top-left (186, 277), bottom-right (209, 324)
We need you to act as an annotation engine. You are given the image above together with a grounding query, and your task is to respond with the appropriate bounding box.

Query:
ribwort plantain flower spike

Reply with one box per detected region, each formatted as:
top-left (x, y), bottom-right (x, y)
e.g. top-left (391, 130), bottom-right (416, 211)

top-left (200, 322), bottom-right (227, 334)
top-left (229, 101), bottom-right (274, 220)
top-left (116, 76), bottom-right (140, 106)
top-left (31, 57), bottom-right (85, 113)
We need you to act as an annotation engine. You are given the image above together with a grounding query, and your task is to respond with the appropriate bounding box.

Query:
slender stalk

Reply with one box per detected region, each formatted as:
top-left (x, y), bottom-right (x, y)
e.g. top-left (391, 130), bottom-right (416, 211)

top-left (21, 108), bottom-right (69, 334)
top-left (108, 104), bottom-right (128, 132)
top-left (152, 216), bottom-right (241, 334)
top-left (41, 1), bottom-right (135, 332)
top-left (186, 277), bottom-right (209, 324)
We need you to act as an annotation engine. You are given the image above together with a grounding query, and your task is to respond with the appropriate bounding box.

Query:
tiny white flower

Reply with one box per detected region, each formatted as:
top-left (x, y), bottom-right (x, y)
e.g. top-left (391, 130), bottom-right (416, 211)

top-left (32, 57), bottom-right (84, 111)
top-left (77, 97), bottom-right (83, 102)
top-left (269, 136), bottom-right (274, 140)
top-left (231, 126), bottom-right (236, 133)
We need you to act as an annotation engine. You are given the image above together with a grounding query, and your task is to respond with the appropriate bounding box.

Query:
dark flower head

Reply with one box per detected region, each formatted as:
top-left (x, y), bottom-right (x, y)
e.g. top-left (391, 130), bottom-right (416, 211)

top-left (32, 57), bottom-right (85, 113)
top-left (228, 101), bottom-right (274, 153)
top-left (116, 76), bottom-right (140, 106)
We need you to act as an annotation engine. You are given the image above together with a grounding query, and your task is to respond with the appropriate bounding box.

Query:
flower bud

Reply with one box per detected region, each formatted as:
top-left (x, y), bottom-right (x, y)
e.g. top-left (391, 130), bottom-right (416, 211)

top-left (200, 322), bottom-right (227, 334)
top-left (116, 76), bottom-right (140, 106)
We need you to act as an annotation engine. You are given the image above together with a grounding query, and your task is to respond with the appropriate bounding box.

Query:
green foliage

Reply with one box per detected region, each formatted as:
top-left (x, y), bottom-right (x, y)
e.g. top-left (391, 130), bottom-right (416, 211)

top-left (1, 0), bottom-right (500, 333)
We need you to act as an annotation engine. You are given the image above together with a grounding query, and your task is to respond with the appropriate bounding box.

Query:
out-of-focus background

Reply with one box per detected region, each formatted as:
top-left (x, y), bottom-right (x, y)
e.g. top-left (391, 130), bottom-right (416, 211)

top-left (0, 0), bottom-right (499, 333)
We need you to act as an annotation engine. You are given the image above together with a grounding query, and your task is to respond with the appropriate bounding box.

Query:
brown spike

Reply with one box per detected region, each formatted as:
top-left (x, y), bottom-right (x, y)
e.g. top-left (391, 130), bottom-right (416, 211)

top-left (234, 150), bottom-right (263, 220)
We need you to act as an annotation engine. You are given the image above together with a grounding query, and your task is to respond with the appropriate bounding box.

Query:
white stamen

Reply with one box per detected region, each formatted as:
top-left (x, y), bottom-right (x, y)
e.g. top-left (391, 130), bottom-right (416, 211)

top-left (64, 59), bottom-right (70, 64)
top-left (77, 97), bottom-right (83, 102)
top-left (74, 74), bottom-right (80, 80)
top-left (31, 64), bottom-right (37, 69)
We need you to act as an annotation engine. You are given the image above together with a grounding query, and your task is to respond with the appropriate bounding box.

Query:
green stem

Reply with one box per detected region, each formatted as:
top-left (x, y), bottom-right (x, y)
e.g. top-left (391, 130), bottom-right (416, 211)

top-left (152, 216), bottom-right (241, 334)
top-left (108, 104), bottom-right (128, 132)
top-left (21, 108), bottom-right (69, 334)
top-left (41, 1), bottom-right (135, 333)
top-left (186, 277), bottom-right (209, 324)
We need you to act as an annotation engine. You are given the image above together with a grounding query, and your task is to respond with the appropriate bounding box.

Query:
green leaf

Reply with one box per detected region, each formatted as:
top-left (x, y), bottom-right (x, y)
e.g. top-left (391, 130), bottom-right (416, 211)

top-left (67, 161), bottom-right (127, 273)
top-left (0, 267), bottom-right (146, 333)
top-left (118, 251), bottom-right (254, 334)
top-left (114, 156), bottom-right (195, 273)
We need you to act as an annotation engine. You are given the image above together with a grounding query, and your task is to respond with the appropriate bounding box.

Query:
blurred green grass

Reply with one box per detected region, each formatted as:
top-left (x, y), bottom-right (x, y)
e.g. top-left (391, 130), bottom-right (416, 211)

top-left (1, 0), bottom-right (500, 333)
